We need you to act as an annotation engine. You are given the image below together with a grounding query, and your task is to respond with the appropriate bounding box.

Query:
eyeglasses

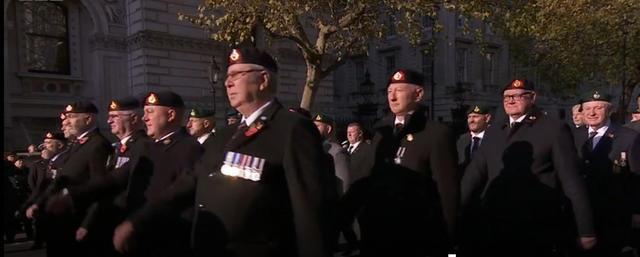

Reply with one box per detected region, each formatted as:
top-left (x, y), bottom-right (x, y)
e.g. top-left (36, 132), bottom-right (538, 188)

top-left (226, 69), bottom-right (264, 82)
top-left (503, 92), bottom-right (533, 101)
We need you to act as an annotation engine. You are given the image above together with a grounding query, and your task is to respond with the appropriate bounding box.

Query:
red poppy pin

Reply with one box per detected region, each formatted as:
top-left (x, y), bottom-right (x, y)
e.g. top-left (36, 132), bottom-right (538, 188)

top-left (119, 144), bottom-right (127, 153)
top-left (244, 121), bottom-right (265, 137)
top-left (78, 137), bottom-right (88, 145)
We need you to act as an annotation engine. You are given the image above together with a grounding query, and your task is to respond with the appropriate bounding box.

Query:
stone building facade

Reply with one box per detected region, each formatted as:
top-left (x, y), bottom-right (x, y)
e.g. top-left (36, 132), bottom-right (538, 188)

top-left (5, 0), bottom-right (601, 151)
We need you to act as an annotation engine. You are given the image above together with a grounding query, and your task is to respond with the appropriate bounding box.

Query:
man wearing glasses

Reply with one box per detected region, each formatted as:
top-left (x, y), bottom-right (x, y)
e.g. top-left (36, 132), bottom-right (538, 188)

top-left (113, 48), bottom-right (333, 257)
top-left (460, 79), bottom-right (596, 257)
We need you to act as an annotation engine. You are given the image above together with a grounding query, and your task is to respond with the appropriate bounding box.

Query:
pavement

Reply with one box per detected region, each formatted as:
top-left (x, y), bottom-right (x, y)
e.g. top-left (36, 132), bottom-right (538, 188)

top-left (4, 234), bottom-right (45, 257)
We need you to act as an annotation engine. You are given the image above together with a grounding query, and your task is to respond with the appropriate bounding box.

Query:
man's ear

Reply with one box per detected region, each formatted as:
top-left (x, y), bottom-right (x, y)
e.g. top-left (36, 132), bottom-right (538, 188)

top-left (259, 71), bottom-right (269, 91)
top-left (415, 87), bottom-right (424, 102)
top-left (485, 113), bottom-right (492, 124)
top-left (167, 108), bottom-right (176, 122)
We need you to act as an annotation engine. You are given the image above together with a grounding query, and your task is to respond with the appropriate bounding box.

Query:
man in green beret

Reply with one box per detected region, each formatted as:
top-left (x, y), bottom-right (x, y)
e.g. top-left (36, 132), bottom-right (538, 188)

top-left (574, 90), bottom-right (640, 256)
top-left (186, 108), bottom-right (216, 147)
top-left (457, 105), bottom-right (492, 171)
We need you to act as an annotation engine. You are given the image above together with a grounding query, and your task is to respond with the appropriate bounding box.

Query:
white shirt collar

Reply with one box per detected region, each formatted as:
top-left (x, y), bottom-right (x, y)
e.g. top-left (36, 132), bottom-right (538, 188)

top-left (588, 120), bottom-right (610, 136)
top-left (394, 111), bottom-right (415, 125)
top-left (509, 115), bottom-right (527, 125)
top-left (350, 141), bottom-right (361, 149)
top-left (470, 130), bottom-right (486, 139)
top-left (155, 130), bottom-right (177, 143)
top-left (240, 100), bottom-right (273, 126)
top-left (77, 127), bottom-right (96, 139)
top-left (120, 134), bottom-right (133, 145)
top-left (197, 133), bottom-right (212, 144)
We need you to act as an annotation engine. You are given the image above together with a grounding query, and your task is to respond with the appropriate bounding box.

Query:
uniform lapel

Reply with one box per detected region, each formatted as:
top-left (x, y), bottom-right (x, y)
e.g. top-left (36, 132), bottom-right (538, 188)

top-left (225, 100), bottom-right (281, 152)
top-left (593, 125), bottom-right (615, 156)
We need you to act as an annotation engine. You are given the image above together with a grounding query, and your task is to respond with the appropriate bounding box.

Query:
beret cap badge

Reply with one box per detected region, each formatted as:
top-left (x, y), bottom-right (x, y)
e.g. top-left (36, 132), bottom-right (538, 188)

top-left (512, 79), bottom-right (523, 88)
top-left (146, 93), bottom-right (157, 104)
top-left (392, 71), bottom-right (405, 82)
top-left (191, 109), bottom-right (197, 116)
top-left (593, 91), bottom-right (600, 99)
top-left (110, 101), bottom-right (118, 110)
top-left (474, 106), bottom-right (480, 113)
top-left (229, 49), bottom-right (241, 62)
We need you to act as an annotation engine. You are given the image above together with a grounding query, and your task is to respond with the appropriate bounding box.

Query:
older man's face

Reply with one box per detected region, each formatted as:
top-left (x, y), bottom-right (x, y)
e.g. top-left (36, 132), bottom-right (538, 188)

top-left (64, 113), bottom-right (91, 137)
top-left (225, 64), bottom-right (267, 112)
top-left (387, 83), bottom-right (423, 117)
top-left (582, 101), bottom-right (610, 128)
top-left (142, 106), bottom-right (172, 140)
top-left (503, 89), bottom-right (535, 118)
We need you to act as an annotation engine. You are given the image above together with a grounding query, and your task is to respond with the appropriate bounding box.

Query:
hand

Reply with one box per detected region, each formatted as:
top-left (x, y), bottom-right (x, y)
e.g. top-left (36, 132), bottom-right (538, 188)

top-left (632, 214), bottom-right (640, 229)
top-left (76, 227), bottom-right (88, 242)
top-left (579, 236), bottom-right (597, 250)
top-left (46, 191), bottom-right (73, 215)
top-left (113, 220), bottom-right (135, 254)
top-left (26, 204), bottom-right (39, 219)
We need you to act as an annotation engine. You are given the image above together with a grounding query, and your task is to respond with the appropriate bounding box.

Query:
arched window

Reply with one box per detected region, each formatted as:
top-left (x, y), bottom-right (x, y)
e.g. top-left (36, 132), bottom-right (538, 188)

top-left (22, 2), bottom-right (69, 74)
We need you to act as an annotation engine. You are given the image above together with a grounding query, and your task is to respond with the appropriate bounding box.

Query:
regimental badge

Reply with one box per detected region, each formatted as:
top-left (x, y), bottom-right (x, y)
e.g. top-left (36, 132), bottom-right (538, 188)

top-left (110, 101), bottom-right (118, 110)
top-left (512, 79), bottom-right (523, 88)
top-left (315, 114), bottom-right (322, 121)
top-left (146, 93), bottom-right (157, 104)
top-left (593, 91), bottom-right (601, 99)
top-left (406, 134), bottom-right (414, 142)
top-left (392, 71), bottom-right (405, 81)
top-left (162, 138), bottom-right (171, 145)
top-left (190, 109), bottom-right (197, 117)
top-left (229, 49), bottom-right (241, 62)
top-left (394, 147), bottom-right (407, 164)
top-left (65, 105), bottom-right (73, 112)
top-left (473, 106), bottom-right (480, 113)
top-left (220, 151), bottom-right (265, 181)
top-left (260, 116), bottom-right (267, 121)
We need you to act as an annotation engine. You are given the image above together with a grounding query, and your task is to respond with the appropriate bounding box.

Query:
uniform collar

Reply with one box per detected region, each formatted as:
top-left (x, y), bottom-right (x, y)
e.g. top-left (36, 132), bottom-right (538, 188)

top-left (197, 132), bottom-right (212, 144)
top-left (241, 99), bottom-right (273, 127)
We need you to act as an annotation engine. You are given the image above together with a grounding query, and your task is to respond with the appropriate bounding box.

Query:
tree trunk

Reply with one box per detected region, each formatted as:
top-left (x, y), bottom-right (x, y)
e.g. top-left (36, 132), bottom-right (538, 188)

top-left (300, 63), bottom-right (321, 110)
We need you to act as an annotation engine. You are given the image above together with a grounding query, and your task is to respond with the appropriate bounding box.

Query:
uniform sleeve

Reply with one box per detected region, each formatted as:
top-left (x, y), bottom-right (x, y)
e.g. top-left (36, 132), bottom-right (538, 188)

top-left (553, 124), bottom-right (595, 236)
top-left (283, 119), bottom-right (332, 257)
top-left (430, 126), bottom-right (460, 240)
top-left (333, 147), bottom-right (351, 193)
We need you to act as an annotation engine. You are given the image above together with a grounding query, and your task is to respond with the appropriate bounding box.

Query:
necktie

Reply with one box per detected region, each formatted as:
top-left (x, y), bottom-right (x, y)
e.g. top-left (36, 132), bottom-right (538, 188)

top-left (347, 145), bottom-right (354, 154)
top-left (471, 136), bottom-right (480, 155)
top-left (587, 131), bottom-right (598, 150)
top-left (231, 123), bottom-right (249, 140)
top-left (394, 123), bottom-right (405, 135)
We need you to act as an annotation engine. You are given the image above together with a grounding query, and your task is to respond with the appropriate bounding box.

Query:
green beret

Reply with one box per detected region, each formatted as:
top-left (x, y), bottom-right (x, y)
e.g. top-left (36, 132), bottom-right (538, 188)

top-left (580, 89), bottom-right (611, 103)
top-left (313, 113), bottom-right (334, 124)
top-left (189, 108), bottom-right (215, 118)
top-left (468, 105), bottom-right (490, 115)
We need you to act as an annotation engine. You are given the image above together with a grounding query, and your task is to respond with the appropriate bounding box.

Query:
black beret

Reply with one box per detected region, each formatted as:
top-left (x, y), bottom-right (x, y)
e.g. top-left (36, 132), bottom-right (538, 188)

top-left (228, 48), bottom-right (278, 73)
top-left (503, 79), bottom-right (535, 92)
top-left (144, 91), bottom-right (185, 108)
top-left (580, 89), bottom-right (611, 103)
top-left (44, 131), bottom-right (66, 142)
top-left (7, 151), bottom-right (17, 157)
top-left (468, 105), bottom-right (490, 115)
top-left (226, 110), bottom-right (241, 119)
top-left (109, 96), bottom-right (141, 111)
top-left (388, 69), bottom-right (424, 87)
top-left (313, 113), bottom-right (334, 124)
top-left (189, 108), bottom-right (215, 118)
top-left (64, 100), bottom-right (98, 114)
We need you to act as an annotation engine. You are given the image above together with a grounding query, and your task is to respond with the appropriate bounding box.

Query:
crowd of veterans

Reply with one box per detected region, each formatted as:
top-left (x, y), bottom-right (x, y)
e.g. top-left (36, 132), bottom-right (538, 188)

top-left (3, 47), bottom-right (640, 257)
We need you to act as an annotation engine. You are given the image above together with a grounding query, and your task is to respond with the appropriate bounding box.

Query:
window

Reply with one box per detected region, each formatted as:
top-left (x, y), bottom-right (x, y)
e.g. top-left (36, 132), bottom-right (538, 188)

top-left (355, 60), bottom-right (365, 84)
top-left (484, 53), bottom-right (498, 85)
top-left (456, 48), bottom-right (469, 82)
top-left (457, 15), bottom-right (467, 28)
top-left (385, 55), bottom-right (396, 77)
top-left (22, 2), bottom-right (70, 74)
top-left (386, 16), bottom-right (396, 36)
top-left (422, 52), bottom-right (433, 86)
top-left (422, 16), bottom-right (435, 29)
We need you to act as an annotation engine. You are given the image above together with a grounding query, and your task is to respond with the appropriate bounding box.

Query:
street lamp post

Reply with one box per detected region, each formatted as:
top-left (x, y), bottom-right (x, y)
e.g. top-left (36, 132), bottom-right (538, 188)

top-left (208, 56), bottom-right (220, 115)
